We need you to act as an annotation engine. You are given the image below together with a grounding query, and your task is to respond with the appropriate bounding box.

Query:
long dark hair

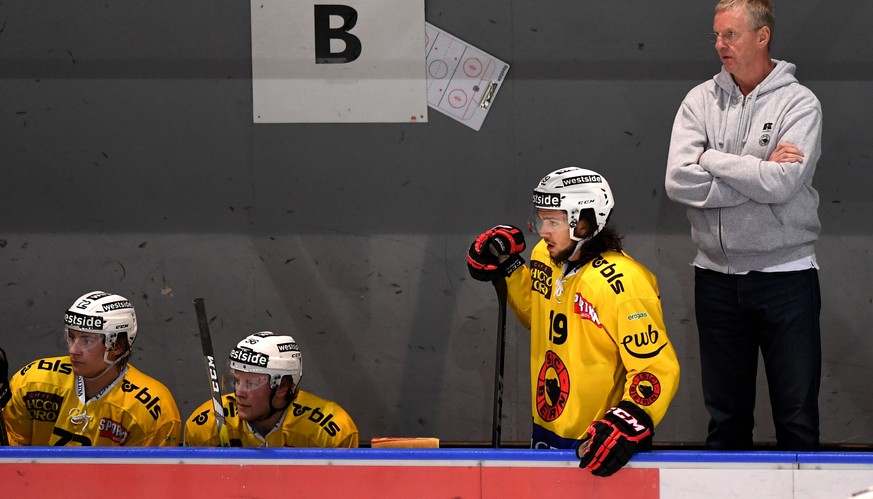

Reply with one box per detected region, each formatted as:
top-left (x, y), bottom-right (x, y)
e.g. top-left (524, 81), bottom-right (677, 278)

top-left (574, 209), bottom-right (623, 267)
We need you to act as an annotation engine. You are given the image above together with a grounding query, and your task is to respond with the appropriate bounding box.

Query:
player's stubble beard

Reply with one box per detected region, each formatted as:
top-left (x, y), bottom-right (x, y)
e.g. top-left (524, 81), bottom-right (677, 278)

top-left (547, 219), bottom-right (588, 267)
top-left (550, 241), bottom-right (579, 267)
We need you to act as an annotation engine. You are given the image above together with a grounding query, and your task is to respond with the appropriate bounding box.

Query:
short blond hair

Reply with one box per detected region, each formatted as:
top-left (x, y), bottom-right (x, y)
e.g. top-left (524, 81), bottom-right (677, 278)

top-left (716, 0), bottom-right (775, 32)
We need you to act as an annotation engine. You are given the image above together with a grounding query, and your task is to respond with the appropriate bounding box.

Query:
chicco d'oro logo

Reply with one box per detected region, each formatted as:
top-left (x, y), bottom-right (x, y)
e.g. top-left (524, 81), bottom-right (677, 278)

top-left (629, 372), bottom-right (661, 406)
top-left (530, 260), bottom-right (552, 299)
top-left (23, 391), bottom-right (64, 422)
top-left (536, 350), bottom-right (570, 422)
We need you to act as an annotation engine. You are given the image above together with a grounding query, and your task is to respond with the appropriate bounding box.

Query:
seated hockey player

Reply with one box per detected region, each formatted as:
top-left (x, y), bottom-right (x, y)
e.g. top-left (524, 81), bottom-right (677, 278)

top-left (184, 331), bottom-right (358, 447)
top-left (2, 291), bottom-right (181, 446)
top-left (467, 167), bottom-right (680, 476)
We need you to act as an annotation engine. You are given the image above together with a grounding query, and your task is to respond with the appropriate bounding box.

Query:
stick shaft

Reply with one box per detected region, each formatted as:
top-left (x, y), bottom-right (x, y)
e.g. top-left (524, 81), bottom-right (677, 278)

top-left (491, 277), bottom-right (508, 448)
top-left (193, 298), bottom-right (227, 443)
top-left (0, 410), bottom-right (8, 446)
top-left (0, 347), bottom-right (10, 446)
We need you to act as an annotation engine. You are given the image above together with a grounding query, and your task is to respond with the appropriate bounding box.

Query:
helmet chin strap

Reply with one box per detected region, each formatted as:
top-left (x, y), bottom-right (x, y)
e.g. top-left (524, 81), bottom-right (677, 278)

top-left (556, 232), bottom-right (596, 300)
top-left (102, 347), bottom-right (129, 365)
top-left (264, 386), bottom-right (287, 419)
top-left (568, 225), bottom-right (600, 261)
top-left (83, 349), bottom-right (128, 382)
top-left (252, 383), bottom-right (298, 423)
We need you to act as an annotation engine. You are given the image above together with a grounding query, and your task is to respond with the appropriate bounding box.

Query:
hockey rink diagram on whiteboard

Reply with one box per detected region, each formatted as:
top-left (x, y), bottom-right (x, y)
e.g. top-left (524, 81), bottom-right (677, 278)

top-left (425, 23), bottom-right (509, 131)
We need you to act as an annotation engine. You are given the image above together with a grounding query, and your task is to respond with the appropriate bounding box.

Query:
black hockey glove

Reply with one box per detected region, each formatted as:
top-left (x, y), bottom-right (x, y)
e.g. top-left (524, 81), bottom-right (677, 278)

top-left (467, 225), bottom-right (525, 282)
top-left (577, 400), bottom-right (653, 477)
top-left (0, 347), bottom-right (10, 409)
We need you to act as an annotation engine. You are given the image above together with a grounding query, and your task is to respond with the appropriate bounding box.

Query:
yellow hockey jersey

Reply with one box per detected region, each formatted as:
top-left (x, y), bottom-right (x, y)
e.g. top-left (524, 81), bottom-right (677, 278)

top-left (2, 356), bottom-right (181, 446)
top-left (506, 242), bottom-right (680, 449)
top-left (183, 390), bottom-right (359, 448)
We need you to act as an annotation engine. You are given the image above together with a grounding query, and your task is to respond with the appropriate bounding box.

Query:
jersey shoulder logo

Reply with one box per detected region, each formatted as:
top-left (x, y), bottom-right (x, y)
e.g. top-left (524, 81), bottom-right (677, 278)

top-left (291, 401), bottom-right (343, 437)
top-left (621, 324), bottom-right (667, 359)
top-left (192, 408), bottom-right (211, 426)
top-left (23, 391), bottom-right (64, 422)
top-left (34, 358), bottom-right (73, 376)
top-left (629, 372), bottom-right (661, 406)
top-left (121, 378), bottom-right (165, 421)
top-left (591, 255), bottom-right (625, 294)
top-left (530, 260), bottom-right (552, 299)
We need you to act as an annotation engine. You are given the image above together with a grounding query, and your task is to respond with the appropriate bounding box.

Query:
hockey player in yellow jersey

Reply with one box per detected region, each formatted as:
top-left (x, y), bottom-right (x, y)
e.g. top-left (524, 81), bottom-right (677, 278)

top-left (467, 167), bottom-right (680, 477)
top-left (184, 331), bottom-right (358, 447)
top-left (2, 291), bottom-right (181, 446)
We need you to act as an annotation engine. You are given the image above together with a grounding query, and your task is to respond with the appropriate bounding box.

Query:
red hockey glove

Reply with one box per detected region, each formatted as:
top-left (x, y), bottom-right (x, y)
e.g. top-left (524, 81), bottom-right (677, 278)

top-left (0, 347), bottom-right (10, 409)
top-left (577, 401), bottom-right (653, 477)
top-left (467, 225), bottom-right (525, 282)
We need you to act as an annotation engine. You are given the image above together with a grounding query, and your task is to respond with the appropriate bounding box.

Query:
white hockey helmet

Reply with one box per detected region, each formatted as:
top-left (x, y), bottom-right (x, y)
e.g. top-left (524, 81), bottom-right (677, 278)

top-left (532, 167), bottom-right (614, 241)
top-left (64, 291), bottom-right (138, 352)
top-left (229, 332), bottom-right (303, 390)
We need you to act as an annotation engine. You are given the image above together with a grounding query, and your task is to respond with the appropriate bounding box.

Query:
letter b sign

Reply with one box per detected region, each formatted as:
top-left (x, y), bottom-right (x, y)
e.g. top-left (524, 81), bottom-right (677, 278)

top-left (251, 0), bottom-right (426, 122)
top-left (314, 5), bottom-right (362, 63)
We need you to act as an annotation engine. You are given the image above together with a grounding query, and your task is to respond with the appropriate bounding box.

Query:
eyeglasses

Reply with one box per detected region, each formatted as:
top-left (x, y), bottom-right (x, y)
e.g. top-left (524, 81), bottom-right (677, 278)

top-left (707, 28), bottom-right (760, 44)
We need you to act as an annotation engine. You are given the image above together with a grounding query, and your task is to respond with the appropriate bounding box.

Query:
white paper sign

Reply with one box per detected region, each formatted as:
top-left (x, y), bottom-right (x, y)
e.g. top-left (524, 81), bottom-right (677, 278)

top-left (252, 0), bottom-right (427, 123)
top-left (425, 23), bottom-right (510, 131)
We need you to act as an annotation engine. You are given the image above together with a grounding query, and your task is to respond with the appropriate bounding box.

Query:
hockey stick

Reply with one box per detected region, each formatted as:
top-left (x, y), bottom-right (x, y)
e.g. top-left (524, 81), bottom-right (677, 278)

top-left (0, 412), bottom-right (8, 446)
top-left (193, 298), bottom-right (229, 446)
top-left (0, 347), bottom-right (9, 446)
top-left (491, 276), bottom-right (508, 448)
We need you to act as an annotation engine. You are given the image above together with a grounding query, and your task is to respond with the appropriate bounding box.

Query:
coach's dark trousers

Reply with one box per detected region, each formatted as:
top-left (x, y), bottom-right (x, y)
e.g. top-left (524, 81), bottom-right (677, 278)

top-left (694, 267), bottom-right (821, 450)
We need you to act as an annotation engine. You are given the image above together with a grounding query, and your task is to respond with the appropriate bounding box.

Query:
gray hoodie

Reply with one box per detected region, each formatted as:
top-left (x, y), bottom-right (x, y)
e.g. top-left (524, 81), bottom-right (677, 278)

top-left (665, 59), bottom-right (822, 274)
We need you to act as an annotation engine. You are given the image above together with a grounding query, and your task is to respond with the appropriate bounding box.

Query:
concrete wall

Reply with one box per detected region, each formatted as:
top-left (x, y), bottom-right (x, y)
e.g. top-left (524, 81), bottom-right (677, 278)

top-left (1, 0), bottom-right (872, 445)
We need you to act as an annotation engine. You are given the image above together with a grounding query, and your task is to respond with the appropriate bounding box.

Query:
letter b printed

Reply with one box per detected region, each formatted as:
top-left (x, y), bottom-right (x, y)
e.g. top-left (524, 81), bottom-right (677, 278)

top-left (314, 5), bottom-right (362, 63)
